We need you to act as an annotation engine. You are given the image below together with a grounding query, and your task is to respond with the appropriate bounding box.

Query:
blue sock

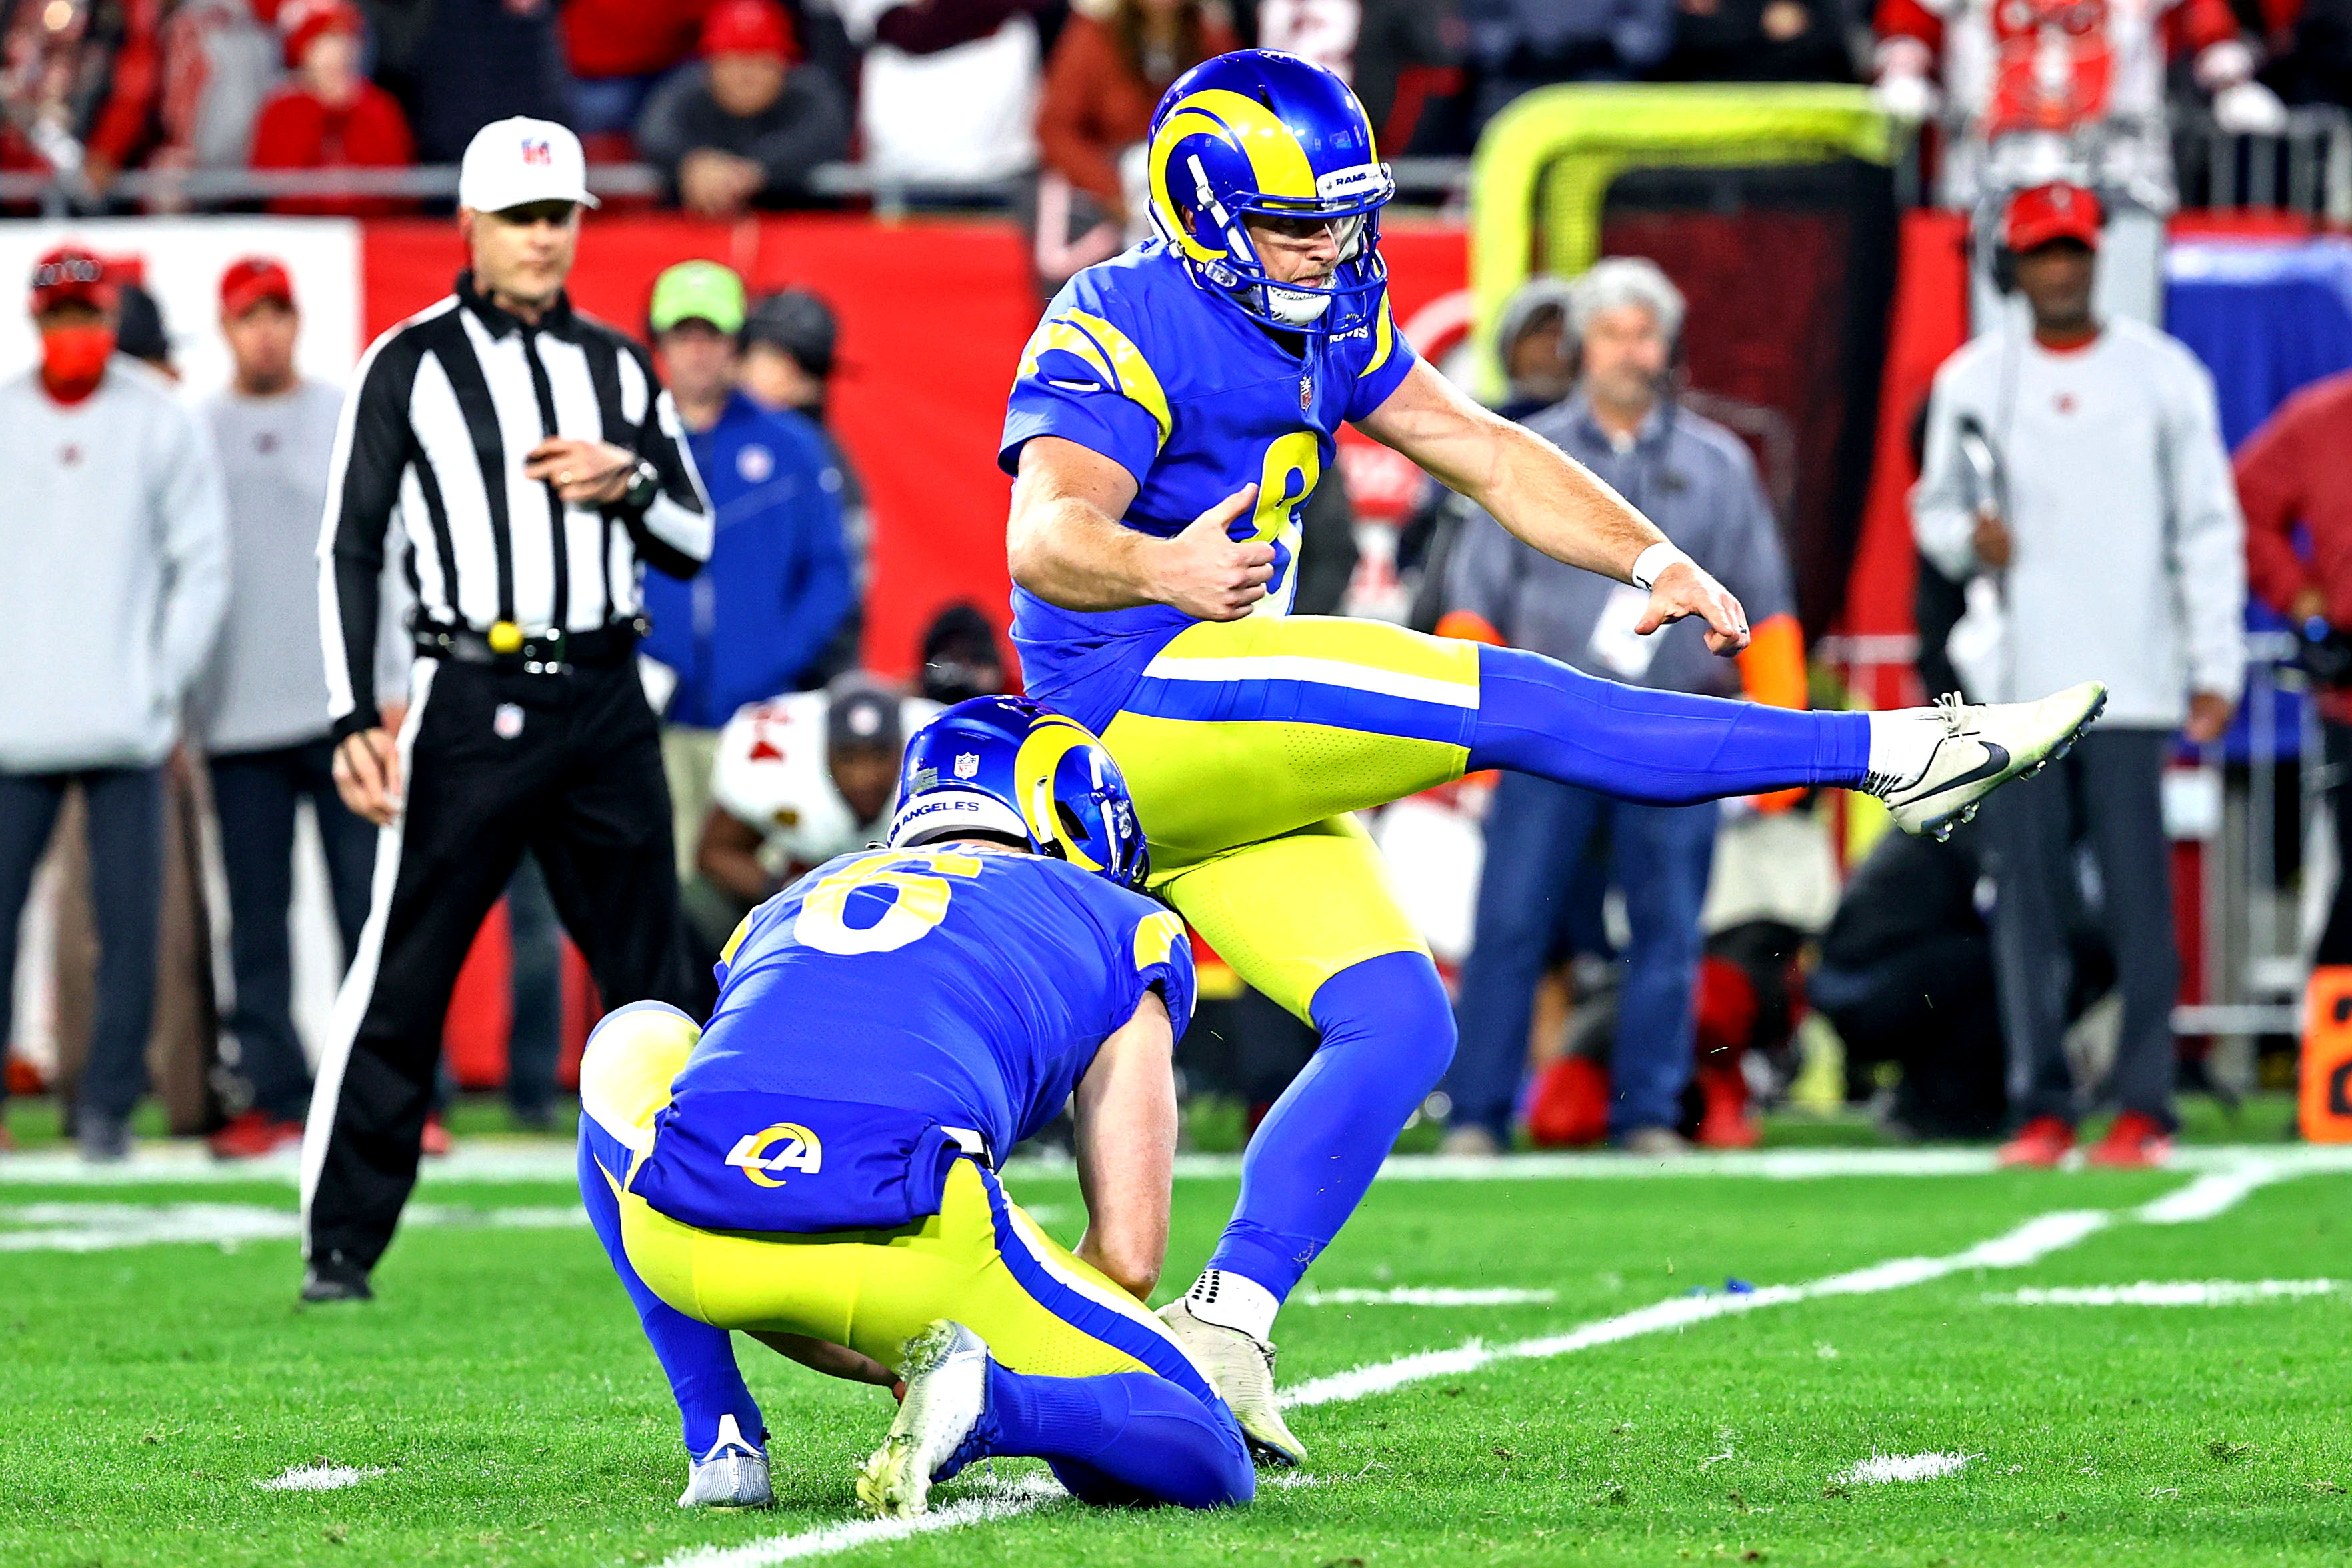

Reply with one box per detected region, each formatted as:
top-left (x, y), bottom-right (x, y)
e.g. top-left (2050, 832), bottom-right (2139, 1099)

top-left (1470, 643), bottom-right (1870, 804)
top-left (1207, 950), bottom-right (1455, 1299)
top-left (575, 1121), bottom-right (765, 1457)
top-left (981, 1360), bottom-right (1254, 1509)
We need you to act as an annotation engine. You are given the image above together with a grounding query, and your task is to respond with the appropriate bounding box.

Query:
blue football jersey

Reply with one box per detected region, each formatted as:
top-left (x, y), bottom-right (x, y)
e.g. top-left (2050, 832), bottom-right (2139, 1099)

top-left (680, 845), bottom-right (1195, 1161)
top-left (999, 241), bottom-right (1418, 730)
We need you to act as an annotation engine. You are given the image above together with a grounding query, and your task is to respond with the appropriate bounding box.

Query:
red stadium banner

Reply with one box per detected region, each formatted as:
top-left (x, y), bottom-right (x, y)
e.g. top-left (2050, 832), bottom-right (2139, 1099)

top-left (363, 214), bottom-right (1043, 685)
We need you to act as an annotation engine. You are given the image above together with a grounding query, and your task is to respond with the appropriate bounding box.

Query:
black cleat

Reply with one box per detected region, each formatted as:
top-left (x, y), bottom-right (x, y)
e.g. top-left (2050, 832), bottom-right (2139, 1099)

top-left (301, 1259), bottom-right (374, 1304)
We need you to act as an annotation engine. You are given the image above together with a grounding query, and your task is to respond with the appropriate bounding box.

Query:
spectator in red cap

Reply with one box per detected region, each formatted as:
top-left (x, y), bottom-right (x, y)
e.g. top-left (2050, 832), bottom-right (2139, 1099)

top-left (637, 0), bottom-right (849, 217)
top-left (248, 0), bottom-right (415, 215)
top-left (1911, 181), bottom-right (2247, 1171)
top-left (190, 256), bottom-right (389, 1160)
top-left (0, 247), bottom-right (227, 1160)
top-left (560, 0), bottom-right (714, 139)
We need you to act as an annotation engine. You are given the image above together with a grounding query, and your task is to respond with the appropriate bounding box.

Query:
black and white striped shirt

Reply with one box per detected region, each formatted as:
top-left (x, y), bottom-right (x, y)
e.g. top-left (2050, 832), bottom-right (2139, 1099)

top-left (317, 271), bottom-right (713, 739)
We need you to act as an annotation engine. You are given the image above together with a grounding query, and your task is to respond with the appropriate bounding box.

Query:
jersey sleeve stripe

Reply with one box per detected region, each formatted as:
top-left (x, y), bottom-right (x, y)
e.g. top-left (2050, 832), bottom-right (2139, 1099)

top-left (1019, 310), bottom-right (1173, 451)
top-left (1359, 293), bottom-right (1395, 379)
top-left (1133, 910), bottom-right (1187, 972)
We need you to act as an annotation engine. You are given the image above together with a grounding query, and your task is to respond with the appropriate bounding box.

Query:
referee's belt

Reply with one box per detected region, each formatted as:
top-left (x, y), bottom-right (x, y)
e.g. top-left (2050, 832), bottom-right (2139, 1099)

top-left (413, 615), bottom-right (646, 673)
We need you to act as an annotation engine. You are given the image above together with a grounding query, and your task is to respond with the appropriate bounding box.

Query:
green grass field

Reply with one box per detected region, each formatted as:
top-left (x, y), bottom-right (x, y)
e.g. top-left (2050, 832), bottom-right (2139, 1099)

top-left (3, 1118), bottom-right (2346, 1567)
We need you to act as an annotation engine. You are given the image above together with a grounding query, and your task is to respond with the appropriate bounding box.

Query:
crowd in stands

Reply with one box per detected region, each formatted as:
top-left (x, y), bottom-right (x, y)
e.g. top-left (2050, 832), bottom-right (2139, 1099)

top-left (8, 0), bottom-right (2345, 216)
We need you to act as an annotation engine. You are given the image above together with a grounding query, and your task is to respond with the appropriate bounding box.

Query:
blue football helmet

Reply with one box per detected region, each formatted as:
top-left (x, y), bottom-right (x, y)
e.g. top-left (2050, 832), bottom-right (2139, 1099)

top-left (1145, 49), bottom-right (1395, 335)
top-left (885, 697), bottom-right (1151, 891)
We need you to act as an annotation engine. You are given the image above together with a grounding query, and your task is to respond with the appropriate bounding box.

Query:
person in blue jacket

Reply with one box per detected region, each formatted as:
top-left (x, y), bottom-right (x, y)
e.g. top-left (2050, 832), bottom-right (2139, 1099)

top-left (639, 259), bottom-right (855, 875)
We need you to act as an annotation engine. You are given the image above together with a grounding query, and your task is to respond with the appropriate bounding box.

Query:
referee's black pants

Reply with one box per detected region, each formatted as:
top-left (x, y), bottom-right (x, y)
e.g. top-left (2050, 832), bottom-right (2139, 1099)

top-left (303, 655), bottom-right (691, 1275)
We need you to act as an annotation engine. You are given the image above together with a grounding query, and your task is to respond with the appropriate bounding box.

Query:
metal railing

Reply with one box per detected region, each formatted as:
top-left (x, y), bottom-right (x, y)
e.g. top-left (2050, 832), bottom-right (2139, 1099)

top-left (0, 155), bottom-right (1474, 219)
top-left (2175, 105), bottom-right (2352, 223)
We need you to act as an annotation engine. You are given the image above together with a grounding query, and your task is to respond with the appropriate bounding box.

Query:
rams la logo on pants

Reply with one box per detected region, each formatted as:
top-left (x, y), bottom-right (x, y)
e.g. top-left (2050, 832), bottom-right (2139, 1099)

top-left (725, 1123), bottom-right (823, 1186)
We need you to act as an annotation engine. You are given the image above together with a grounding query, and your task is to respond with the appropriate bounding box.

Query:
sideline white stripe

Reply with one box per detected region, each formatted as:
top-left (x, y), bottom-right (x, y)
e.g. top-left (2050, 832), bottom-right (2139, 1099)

top-left (1281, 1209), bottom-right (2109, 1409)
top-left (300, 657), bottom-right (437, 1245)
top-left (1138, 654), bottom-right (1479, 711)
top-left (0, 1201), bottom-right (583, 1253)
top-left (655, 1165), bottom-right (2297, 1567)
top-left (9, 1142), bottom-right (2349, 1189)
top-left (1293, 1287), bottom-right (1558, 1307)
top-left (1986, 1279), bottom-right (2343, 1307)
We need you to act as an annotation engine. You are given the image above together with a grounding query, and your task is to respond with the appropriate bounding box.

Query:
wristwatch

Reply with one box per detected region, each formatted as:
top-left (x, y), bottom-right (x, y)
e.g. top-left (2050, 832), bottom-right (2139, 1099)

top-left (621, 457), bottom-right (660, 512)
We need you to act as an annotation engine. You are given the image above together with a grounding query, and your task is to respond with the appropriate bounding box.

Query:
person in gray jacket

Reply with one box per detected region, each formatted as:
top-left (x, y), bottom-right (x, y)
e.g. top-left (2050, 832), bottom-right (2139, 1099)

top-left (1437, 258), bottom-right (1810, 1156)
top-left (0, 247), bottom-right (229, 1159)
top-left (1912, 183), bottom-right (2245, 1170)
top-left (187, 257), bottom-right (387, 1161)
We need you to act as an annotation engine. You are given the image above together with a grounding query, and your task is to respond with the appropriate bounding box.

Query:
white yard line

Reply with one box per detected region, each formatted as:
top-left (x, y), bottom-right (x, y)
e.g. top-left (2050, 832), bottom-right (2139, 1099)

top-left (2134, 1165), bottom-right (2291, 1223)
top-left (0, 1201), bottom-right (582, 1253)
top-left (1279, 1209), bottom-right (2110, 1409)
top-left (6, 1141), bottom-right (2350, 1188)
top-left (1839, 1452), bottom-right (1973, 1484)
top-left (663, 1157), bottom-right (2311, 1566)
top-left (1292, 1286), bottom-right (1559, 1307)
top-left (1986, 1279), bottom-right (2343, 1307)
top-left (255, 1463), bottom-right (388, 1492)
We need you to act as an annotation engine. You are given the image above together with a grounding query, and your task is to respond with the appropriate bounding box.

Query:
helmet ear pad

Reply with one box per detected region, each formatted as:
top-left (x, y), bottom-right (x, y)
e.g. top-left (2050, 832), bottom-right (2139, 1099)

top-left (885, 696), bottom-right (1151, 891)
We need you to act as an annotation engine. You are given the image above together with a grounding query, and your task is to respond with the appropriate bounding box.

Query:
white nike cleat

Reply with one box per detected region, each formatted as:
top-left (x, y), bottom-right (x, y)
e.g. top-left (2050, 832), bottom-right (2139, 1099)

top-left (1870, 682), bottom-right (2107, 841)
top-left (678, 1413), bottom-right (773, 1509)
top-left (1155, 1298), bottom-right (1306, 1467)
top-left (855, 1320), bottom-right (993, 1519)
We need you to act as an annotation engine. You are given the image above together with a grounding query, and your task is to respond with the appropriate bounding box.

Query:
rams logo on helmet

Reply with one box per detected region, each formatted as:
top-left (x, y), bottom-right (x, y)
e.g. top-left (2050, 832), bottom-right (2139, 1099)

top-left (1144, 49), bottom-right (1396, 335)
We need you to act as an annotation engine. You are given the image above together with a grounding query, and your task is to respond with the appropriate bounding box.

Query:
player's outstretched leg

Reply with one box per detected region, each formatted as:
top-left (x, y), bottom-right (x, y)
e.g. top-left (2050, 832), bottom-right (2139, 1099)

top-left (576, 1005), bottom-right (773, 1509)
top-left (1469, 643), bottom-right (2107, 842)
top-left (855, 1321), bottom-right (1254, 1519)
top-left (1159, 949), bottom-right (1454, 1467)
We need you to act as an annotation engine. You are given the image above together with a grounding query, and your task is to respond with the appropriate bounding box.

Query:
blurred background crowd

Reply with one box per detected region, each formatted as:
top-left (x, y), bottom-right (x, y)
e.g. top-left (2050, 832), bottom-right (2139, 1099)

top-left (3, 0), bottom-right (2350, 219)
top-left (5, 0), bottom-right (2352, 1169)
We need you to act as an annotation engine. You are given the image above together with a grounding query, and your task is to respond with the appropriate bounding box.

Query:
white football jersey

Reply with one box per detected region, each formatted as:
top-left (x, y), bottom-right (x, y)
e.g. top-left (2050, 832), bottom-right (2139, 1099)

top-left (710, 690), bottom-right (941, 875)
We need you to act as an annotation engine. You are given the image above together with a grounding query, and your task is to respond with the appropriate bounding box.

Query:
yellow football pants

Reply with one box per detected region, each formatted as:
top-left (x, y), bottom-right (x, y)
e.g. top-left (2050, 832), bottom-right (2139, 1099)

top-left (1102, 615), bottom-right (1479, 1019)
top-left (578, 1003), bottom-right (1203, 1383)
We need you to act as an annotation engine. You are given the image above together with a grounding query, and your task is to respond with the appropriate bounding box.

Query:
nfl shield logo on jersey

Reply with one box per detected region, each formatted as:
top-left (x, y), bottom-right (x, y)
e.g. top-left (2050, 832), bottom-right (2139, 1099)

top-left (954, 751), bottom-right (980, 780)
top-left (1299, 373), bottom-right (1313, 411)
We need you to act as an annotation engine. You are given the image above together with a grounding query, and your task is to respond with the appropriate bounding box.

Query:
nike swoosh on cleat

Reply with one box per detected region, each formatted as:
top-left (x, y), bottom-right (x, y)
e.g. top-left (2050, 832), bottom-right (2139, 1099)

top-left (1904, 741), bottom-right (2011, 805)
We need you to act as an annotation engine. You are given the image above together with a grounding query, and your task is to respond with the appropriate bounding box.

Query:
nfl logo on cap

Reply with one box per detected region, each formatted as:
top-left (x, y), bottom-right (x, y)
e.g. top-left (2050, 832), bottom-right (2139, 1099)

top-left (457, 116), bottom-right (600, 214)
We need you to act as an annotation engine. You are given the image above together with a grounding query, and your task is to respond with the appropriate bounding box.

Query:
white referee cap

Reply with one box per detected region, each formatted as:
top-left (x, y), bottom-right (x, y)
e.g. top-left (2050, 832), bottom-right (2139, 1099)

top-left (459, 117), bottom-right (600, 214)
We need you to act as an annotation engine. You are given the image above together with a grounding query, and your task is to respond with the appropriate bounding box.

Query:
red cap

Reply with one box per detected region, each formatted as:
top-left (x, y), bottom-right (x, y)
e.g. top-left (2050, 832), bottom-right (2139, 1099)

top-left (2004, 183), bottom-right (2103, 254)
top-left (221, 255), bottom-right (296, 317)
top-left (281, 0), bottom-right (361, 69)
top-left (701, 0), bottom-right (795, 61)
top-left (29, 246), bottom-right (115, 313)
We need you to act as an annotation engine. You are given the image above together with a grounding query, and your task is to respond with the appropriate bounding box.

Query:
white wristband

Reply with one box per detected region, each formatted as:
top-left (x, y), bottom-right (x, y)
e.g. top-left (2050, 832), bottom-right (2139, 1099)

top-left (1629, 543), bottom-right (1691, 592)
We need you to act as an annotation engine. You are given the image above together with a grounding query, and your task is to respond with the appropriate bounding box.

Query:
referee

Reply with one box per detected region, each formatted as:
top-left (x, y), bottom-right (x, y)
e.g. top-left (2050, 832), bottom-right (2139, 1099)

top-left (303, 117), bottom-right (713, 1303)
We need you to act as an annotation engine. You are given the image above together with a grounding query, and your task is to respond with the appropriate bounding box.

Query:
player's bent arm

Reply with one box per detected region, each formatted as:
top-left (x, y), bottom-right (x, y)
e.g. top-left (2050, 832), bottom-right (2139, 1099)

top-left (1355, 361), bottom-right (1752, 654)
top-left (1355, 361), bottom-right (1661, 575)
top-left (1071, 989), bottom-right (1177, 1302)
top-left (696, 807), bottom-right (771, 907)
top-left (749, 1330), bottom-right (899, 1390)
top-left (1008, 437), bottom-right (1273, 622)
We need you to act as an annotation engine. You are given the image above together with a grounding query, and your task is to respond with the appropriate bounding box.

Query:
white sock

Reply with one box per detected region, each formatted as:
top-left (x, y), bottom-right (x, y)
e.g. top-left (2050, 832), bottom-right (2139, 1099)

top-left (1183, 1268), bottom-right (1280, 1340)
top-left (1864, 708), bottom-right (1943, 793)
